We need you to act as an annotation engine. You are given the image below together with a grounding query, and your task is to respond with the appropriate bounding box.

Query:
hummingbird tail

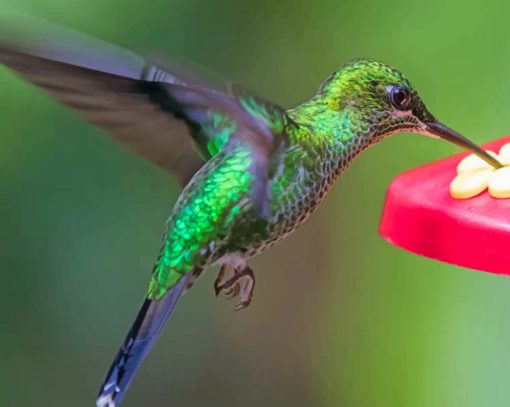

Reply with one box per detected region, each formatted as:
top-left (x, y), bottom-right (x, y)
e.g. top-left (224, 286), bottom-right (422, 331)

top-left (96, 274), bottom-right (190, 407)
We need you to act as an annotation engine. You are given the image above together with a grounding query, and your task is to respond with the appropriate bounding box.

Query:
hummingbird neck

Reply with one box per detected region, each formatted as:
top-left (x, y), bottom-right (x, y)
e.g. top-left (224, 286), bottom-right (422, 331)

top-left (289, 96), bottom-right (375, 168)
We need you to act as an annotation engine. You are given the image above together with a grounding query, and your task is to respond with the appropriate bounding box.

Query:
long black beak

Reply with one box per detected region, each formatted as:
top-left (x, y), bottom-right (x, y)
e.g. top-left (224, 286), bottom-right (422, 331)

top-left (425, 121), bottom-right (503, 169)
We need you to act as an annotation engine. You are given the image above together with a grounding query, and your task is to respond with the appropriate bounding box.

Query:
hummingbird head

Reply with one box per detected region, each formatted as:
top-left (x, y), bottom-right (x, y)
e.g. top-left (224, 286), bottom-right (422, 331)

top-left (319, 59), bottom-right (501, 168)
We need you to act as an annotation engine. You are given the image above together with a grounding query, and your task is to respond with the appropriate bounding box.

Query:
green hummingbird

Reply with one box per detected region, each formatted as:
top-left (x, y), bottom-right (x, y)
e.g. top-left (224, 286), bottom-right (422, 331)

top-left (0, 20), bottom-right (502, 407)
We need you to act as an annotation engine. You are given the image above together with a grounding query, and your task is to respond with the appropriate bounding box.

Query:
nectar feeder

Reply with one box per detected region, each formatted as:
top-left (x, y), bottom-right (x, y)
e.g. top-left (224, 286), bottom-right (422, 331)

top-left (380, 135), bottom-right (510, 275)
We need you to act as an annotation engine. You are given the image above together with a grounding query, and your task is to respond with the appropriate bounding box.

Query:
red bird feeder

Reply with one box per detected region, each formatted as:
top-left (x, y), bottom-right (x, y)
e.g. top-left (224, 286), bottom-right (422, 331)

top-left (380, 136), bottom-right (510, 275)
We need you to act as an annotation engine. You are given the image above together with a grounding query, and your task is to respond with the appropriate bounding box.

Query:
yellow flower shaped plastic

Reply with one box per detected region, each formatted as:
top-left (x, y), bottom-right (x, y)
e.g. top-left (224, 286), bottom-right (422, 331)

top-left (450, 143), bottom-right (510, 199)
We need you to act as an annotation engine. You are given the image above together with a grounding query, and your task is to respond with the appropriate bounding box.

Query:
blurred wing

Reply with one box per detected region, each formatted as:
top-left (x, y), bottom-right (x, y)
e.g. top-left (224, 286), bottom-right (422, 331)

top-left (158, 82), bottom-right (294, 217)
top-left (0, 19), bottom-right (293, 190)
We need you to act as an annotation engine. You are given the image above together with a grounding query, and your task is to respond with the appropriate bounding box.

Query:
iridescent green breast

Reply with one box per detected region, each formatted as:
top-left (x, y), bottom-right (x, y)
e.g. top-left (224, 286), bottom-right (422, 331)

top-left (223, 122), bottom-right (370, 259)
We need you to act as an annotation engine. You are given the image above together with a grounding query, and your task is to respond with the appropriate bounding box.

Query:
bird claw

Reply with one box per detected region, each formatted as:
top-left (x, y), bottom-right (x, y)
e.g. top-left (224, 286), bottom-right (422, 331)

top-left (214, 265), bottom-right (227, 297)
top-left (234, 299), bottom-right (251, 311)
top-left (214, 265), bottom-right (255, 310)
top-left (224, 283), bottom-right (240, 299)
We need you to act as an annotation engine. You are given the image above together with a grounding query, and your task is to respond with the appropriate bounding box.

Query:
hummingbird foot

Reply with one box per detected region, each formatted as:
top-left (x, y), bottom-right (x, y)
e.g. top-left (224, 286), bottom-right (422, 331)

top-left (214, 265), bottom-right (228, 296)
top-left (214, 265), bottom-right (255, 310)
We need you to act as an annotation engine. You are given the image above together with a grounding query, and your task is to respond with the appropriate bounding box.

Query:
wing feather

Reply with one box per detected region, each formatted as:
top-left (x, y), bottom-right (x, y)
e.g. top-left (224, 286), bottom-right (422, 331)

top-left (0, 17), bottom-right (294, 213)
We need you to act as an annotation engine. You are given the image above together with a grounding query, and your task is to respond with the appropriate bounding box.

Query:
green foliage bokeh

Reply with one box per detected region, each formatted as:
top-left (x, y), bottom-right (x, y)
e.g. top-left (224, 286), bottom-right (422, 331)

top-left (1, 1), bottom-right (510, 406)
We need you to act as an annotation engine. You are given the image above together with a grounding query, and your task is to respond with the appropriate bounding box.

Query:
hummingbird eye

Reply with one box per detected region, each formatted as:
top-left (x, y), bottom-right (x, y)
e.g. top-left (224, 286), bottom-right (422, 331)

top-left (387, 85), bottom-right (411, 111)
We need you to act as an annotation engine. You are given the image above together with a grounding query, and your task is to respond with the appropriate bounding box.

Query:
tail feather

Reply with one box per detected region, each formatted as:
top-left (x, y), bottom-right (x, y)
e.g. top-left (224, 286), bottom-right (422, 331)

top-left (96, 275), bottom-right (189, 407)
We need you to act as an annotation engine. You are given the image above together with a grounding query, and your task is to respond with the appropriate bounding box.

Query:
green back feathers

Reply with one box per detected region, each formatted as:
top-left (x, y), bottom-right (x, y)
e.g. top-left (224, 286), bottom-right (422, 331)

top-left (148, 145), bottom-right (254, 299)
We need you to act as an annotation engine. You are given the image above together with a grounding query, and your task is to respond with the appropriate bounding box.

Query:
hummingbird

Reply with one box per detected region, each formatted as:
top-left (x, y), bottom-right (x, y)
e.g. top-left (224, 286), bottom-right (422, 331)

top-left (0, 20), bottom-right (502, 407)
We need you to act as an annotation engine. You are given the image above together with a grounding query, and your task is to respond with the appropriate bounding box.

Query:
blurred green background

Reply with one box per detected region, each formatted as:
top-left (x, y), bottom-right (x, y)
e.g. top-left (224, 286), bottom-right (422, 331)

top-left (2, 0), bottom-right (510, 406)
